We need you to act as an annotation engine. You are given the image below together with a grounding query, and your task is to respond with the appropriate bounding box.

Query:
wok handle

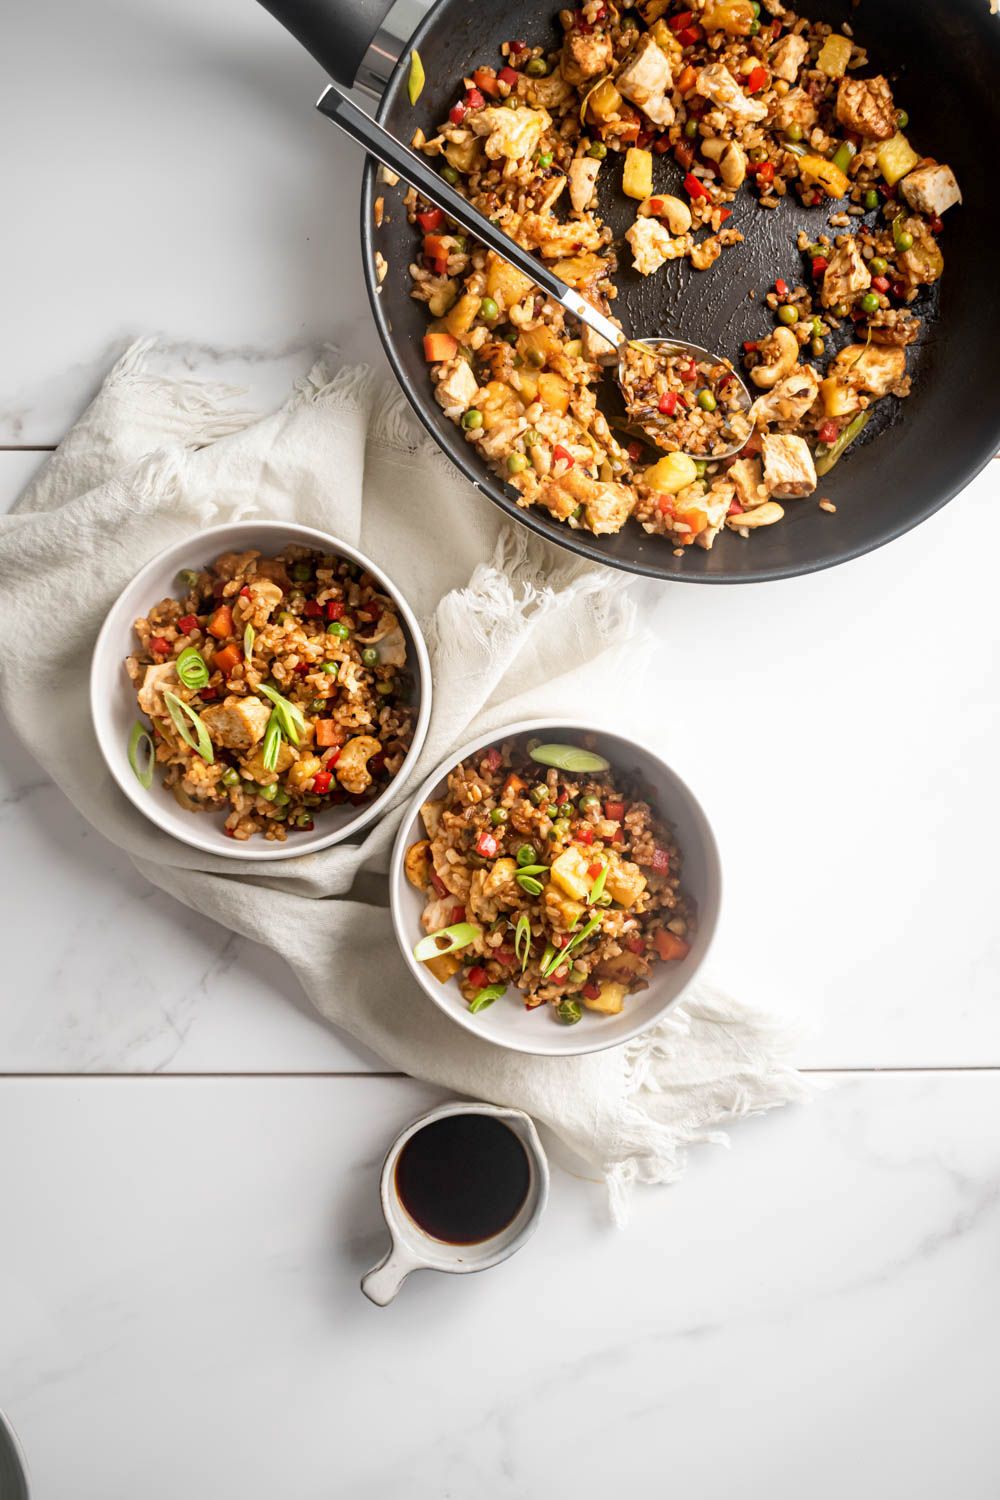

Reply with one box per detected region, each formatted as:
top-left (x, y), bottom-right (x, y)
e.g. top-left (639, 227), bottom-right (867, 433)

top-left (255, 0), bottom-right (395, 89)
top-left (317, 84), bottom-right (625, 350)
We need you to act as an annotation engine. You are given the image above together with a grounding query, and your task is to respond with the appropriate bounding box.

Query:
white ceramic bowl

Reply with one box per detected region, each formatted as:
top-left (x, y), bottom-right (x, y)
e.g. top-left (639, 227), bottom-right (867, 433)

top-left (91, 521), bottom-right (431, 860)
top-left (390, 720), bottom-right (722, 1057)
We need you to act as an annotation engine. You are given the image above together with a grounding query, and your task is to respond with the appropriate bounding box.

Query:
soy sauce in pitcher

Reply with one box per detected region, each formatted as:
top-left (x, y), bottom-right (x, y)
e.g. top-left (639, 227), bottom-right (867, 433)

top-left (394, 1113), bottom-right (531, 1245)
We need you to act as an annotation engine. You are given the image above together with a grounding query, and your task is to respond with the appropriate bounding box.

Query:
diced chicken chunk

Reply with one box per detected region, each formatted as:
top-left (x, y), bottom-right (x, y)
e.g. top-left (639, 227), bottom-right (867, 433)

top-left (468, 105), bottom-right (550, 161)
top-left (692, 482), bottom-right (735, 552)
top-left (561, 28), bottom-right (614, 85)
top-left (761, 434), bottom-right (817, 499)
top-left (136, 662), bottom-right (178, 716)
top-left (728, 456), bottom-right (766, 510)
top-left (749, 364), bottom-right (820, 426)
top-left (769, 32), bottom-right (808, 82)
top-left (769, 86), bottom-right (817, 134)
top-left (201, 694), bottom-right (271, 751)
top-left (616, 34), bottom-right (675, 127)
top-left (900, 160), bottom-right (962, 218)
top-left (584, 479), bottom-right (635, 535)
top-left (821, 238), bottom-right (871, 308)
top-left (828, 343), bottom-right (908, 401)
top-left (625, 216), bottom-right (691, 275)
top-left (696, 63), bottom-right (768, 123)
top-left (434, 358), bottom-right (480, 417)
top-left (580, 320), bottom-right (618, 365)
top-left (568, 155), bottom-right (602, 213)
top-left (898, 217), bottom-right (944, 286)
top-left (243, 577), bottom-right (284, 628)
top-left (835, 74), bottom-right (897, 140)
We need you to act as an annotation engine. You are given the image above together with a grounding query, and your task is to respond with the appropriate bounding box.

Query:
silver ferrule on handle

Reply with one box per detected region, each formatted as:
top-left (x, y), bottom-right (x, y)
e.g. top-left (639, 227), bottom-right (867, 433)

top-left (317, 84), bottom-right (624, 349)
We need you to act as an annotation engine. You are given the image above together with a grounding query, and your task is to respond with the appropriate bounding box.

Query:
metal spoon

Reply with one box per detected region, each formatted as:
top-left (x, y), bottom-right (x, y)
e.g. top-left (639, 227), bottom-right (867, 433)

top-left (318, 82), bottom-right (754, 461)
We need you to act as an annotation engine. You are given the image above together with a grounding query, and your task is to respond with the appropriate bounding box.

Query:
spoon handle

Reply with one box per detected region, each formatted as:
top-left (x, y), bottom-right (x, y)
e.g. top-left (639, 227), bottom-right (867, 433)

top-left (317, 83), bottom-right (625, 350)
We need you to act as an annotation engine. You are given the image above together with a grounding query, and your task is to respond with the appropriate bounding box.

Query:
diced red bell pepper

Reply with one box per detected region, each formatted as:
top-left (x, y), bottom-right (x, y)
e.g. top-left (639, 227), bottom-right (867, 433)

top-left (416, 208), bottom-right (444, 233)
top-left (213, 643), bottom-right (242, 676)
top-left (577, 827), bottom-right (594, 845)
top-left (755, 161), bottom-right (775, 186)
top-left (475, 830), bottom-right (498, 859)
top-left (651, 847), bottom-right (670, 876)
top-left (928, 215), bottom-right (944, 235)
top-left (423, 332), bottom-right (459, 363)
top-left (508, 39), bottom-right (526, 54)
top-left (199, 687), bottom-right (219, 701)
top-left (449, 100), bottom-right (467, 125)
top-left (654, 929), bottom-right (691, 962)
top-left (556, 788), bottom-right (569, 805)
top-left (669, 9), bottom-right (694, 29)
top-left (604, 799), bottom-right (626, 821)
top-left (684, 172), bottom-right (710, 201)
top-left (658, 390), bottom-right (679, 416)
top-left (451, 905), bottom-right (466, 923)
top-left (431, 871), bottom-right (448, 898)
top-left (818, 419), bottom-right (840, 445)
top-left (676, 24), bottom-right (702, 45)
top-left (812, 256), bottom-right (829, 278)
top-left (717, 208), bottom-right (732, 223)
top-left (743, 340), bottom-right (759, 353)
top-left (747, 65), bottom-right (769, 93)
top-left (652, 135), bottom-right (671, 155)
top-left (178, 614), bottom-right (200, 634)
top-left (872, 275), bottom-right (890, 293)
top-left (325, 747), bottom-right (342, 767)
top-left (292, 662), bottom-right (310, 675)
top-left (774, 278), bottom-right (788, 297)
top-left (626, 934), bottom-right (645, 955)
top-left (149, 636), bottom-right (170, 656)
top-left (239, 585), bottom-right (251, 598)
top-left (472, 68), bottom-right (500, 98)
top-left (467, 965), bottom-right (488, 990)
top-left (627, 440), bottom-right (643, 462)
top-left (464, 86), bottom-right (485, 110)
top-left (498, 65), bottom-right (519, 87)
top-left (312, 770), bottom-right (333, 795)
top-left (680, 360), bottom-right (697, 383)
top-left (582, 982), bottom-right (602, 1002)
top-left (482, 747), bottom-right (503, 773)
top-left (495, 946), bottom-right (515, 967)
top-left (303, 599), bottom-right (324, 617)
top-left (325, 600), bottom-right (345, 621)
top-left (552, 444), bottom-right (574, 468)
top-left (207, 604), bottom-right (234, 639)
top-left (587, 861), bottom-right (603, 880)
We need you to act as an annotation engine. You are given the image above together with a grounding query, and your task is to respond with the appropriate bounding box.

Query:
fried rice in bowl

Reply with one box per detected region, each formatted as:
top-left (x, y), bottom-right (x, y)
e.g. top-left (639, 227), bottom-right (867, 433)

top-left (390, 721), bottom-right (721, 1056)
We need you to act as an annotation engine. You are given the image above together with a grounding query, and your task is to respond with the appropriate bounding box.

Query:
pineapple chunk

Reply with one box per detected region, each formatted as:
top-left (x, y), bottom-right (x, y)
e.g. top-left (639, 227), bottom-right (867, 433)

top-left (799, 153), bottom-right (849, 199)
top-left (550, 846), bottom-right (594, 902)
top-left (582, 980), bottom-right (628, 1015)
top-left (876, 132), bottom-right (920, 187)
top-left (543, 882), bottom-right (587, 933)
top-left (623, 147), bottom-right (653, 202)
top-left (445, 291), bottom-right (481, 339)
top-left (584, 78), bottom-right (622, 123)
top-left (816, 33), bottom-right (852, 78)
top-left (647, 19), bottom-right (682, 63)
top-left (642, 452), bottom-right (699, 494)
top-left (425, 952), bottom-right (462, 983)
top-left (538, 371), bottom-right (572, 414)
top-left (701, 0), bottom-right (756, 36)
top-left (485, 255), bottom-right (534, 308)
top-left (604, 856), bottom-right (647, 909)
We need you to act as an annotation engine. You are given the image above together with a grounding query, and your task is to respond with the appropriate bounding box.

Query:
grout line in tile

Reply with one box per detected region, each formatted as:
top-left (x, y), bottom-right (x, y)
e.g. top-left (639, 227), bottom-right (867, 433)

top-left (0, 1065), bottom-right (998, 1081)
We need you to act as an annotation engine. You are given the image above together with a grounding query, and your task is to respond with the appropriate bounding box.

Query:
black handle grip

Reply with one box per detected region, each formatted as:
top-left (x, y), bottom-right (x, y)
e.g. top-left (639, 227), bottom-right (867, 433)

top-left (256, 0), bottom-right (395, 88)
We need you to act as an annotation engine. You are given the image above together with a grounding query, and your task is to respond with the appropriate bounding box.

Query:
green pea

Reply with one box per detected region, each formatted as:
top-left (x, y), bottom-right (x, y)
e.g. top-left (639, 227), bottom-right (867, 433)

top-left (551, 817), bottom-right (571, 841)
top-left (175, 568), bottom-right (200, 592)
top-left (290, 561), bottom-right (312, 582)
top-left (578, 793), bottom-right (601, 814)
top-left (811, 315), bottom-right (824, 337)
top-left (750, 0), bottom-right (761, 12)
top-left (461, 408), bottom-right (484, 430)
top-left (308, 697), bottom-right (326, 712)
top-left (694, 459), bottom-right (708, 477)
top-left (896, 108), bottom-right (909, 129)
top-left (536, 151), bottom-right (553, 169)
top-left (376, 680), bottom-right (394, 696)
top-left (258, 783), bottom-right (278, 802)
top-left (479, 296), bottom-right (499, 322)
top-left (748, 18), bottom-right (760, 33)
top-left (777, 304), bottom-right (799, 326)
top-left (696, 389), bottom-right (717, 412)
top-left (684, 119), bottom-right (698, 139)
top-left (530, 784), bottom-right (548, 805)
top-left (785, 123), bottom-right (803, 143)
top-left (488, 807), bottom-right (508, 828)
top-left (526, 347), bottom-right (546, 368)
top-left (869, 256), bottom-right (888, 275)
top-left (860, 292), bottom-right (879, 313)
top-left (361, 647), bottom-right (379, 666)
top-left (834, 301), bottom-right (851, 319)
top-left (516, 843), bottom-right (537, 867)
top-left (896, 229), bottom-right (914, 252)
top-left (326, 620), bottom-right (350, 638)
top-left (441, 164), bottom-right (459, 184)
top-left (321, 662), bottom-right (338, 676)
top-left (620, 12), bottom-right (638, 27)
top-left (811, 336), bottom-right (825, 357)
top-left (273, 787), bottom-right (291, 806)
top-left (863, 188), bottom-right (879, 210)
top-left (498, 326), bottom-right (519, 345)
top-left (221, 766), bottom-right (241, 788)
top-left (507, 452), bottom-right (529, 475)
top-left (587, 141), bottom-right (607, 160)
top-left (504, 94), bottom-right (520, 109)
top-left (525, 57), bottom-right (548, 76)
top-left (556, 1000), bottom-right (582, 1025)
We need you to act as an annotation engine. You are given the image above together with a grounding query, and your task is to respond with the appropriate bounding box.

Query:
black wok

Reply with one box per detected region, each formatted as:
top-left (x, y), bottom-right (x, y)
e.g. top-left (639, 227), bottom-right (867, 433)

top-left (260, 0), bottom-right (1000, 582)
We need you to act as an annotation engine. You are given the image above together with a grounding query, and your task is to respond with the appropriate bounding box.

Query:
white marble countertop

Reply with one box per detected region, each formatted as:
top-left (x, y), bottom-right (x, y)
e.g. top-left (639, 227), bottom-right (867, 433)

top-left (2, 1), bottom-right (999, 1494)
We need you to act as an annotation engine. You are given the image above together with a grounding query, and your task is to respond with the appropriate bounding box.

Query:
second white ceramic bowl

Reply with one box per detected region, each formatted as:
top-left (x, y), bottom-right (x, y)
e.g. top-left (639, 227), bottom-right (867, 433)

top-left (91, 521), bottom-right (432, 860)
top-left (390, 720), bottom-right (722, 1057)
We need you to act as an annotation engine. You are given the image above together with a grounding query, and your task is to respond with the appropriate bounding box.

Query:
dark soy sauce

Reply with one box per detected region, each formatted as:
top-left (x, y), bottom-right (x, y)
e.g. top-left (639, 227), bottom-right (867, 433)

top-left (394, 1114), bottom-right (531, 1245)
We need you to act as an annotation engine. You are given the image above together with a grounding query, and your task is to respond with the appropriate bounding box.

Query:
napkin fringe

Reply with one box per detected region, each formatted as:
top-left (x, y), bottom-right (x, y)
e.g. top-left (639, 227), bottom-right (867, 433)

top-left (107, 338), bottom-right (260, 445)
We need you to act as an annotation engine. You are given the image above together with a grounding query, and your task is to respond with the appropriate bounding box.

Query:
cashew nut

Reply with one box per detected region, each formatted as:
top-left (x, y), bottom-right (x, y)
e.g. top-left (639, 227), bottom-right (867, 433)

top-left (749, 326), bottom-right (800, 390)
top-left (335, 735), bottom-right (382, 796)
top-left (701, 137), bottom-right (747, 189)
top-left (404, 838), bottom-right (432, 891)
top-left (641, 193), bottom-right (692, 236)
top-left (726, 501), bottom-right (785, 529)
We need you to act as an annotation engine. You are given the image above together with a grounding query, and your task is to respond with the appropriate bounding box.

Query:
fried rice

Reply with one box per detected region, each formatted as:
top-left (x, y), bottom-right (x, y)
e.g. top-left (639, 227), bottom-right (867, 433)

top-left (405, 739), bottom-right (695, 1025)
top-left (125, 547), bottom-right (416, 841)
top-left (405, 0), bottom-right (960, 552)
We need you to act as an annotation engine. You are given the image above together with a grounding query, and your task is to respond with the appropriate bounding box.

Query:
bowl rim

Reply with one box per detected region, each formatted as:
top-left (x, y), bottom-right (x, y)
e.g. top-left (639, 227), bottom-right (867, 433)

top-left (389, 717), bottom-right (722, 1057)
top-left (90, 519), bottom-right (432, 862)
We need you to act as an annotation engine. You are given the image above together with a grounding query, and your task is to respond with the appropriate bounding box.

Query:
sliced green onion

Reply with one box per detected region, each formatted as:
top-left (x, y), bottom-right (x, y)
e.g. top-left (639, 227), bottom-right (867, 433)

top-left (814, 409), bottom-right (871, 476)
top-left (831, 139), bottom-right (856, 175)
top-left (543, 915), bottom-right (602, 977)
top-left (539, 942), bottom-right (556, 976)
top-left (407, 48), bottom-right (425, 105)
top-left (516, 874), bottom-right (544, 897)
top-left (262, 713), bottom-right (282, 773)
top-left (175, 646), bottom-right (209, 691)
top-left (258, 683), bottom-right (306, 746)
top-left (244, 624), bottom-right (255, 659)
top-left (529, 743), bottom-right (611, 773)
top-left (588, 862), bottom-right (608, 904)
top-left (162, 690), bottom-right (214, 763)
top-left (469, 983), bottom-right (506, 1014)
top-left (127, 721), bottom-right (155, 789)
top-left (514, 913), bottom-right (532, 972)
top-left (413, 922), bottom-right (482, 963)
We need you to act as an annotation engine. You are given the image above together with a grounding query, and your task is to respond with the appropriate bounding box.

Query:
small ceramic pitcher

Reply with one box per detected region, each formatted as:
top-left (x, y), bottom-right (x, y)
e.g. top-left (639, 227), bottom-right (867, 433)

top-left (361, 1101), bottom-right (549, 1305)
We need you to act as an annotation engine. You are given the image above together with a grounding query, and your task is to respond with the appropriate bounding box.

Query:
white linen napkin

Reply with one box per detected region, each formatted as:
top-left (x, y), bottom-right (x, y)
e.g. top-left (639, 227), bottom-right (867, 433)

top-left (0, 341), bottom-right (809, 1220)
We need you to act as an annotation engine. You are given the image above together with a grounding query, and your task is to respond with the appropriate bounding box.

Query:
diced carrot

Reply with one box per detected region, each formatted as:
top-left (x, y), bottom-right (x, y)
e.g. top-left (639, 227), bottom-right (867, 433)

top-left (503, 772), bottom-right (527, 798)
top-left (315, 719), bottom-right (341, 747)
top-left (213, 643), bottom-right (241, 675)
top-left (423, 332), bottom-right (458, 363)
top-left (677, 64), bottom-right (698, 94)
top-left (423, 233), bottom-right (451, 260)
top-left (207, 604), bottom-right (234, 639)
top-left (654, 929), bottom-right (691, 962)
top-left (472, 67), bottom-right (501, 98)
